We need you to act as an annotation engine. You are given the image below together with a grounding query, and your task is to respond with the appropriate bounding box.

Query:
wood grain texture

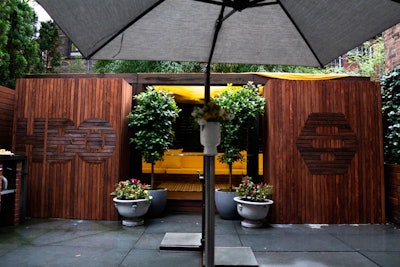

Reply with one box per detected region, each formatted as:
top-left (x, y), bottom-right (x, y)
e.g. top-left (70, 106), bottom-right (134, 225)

top-left (264, 79), bottom-right (385, 224)
top-left (0, 86), bottom-right (15, 150)
top-left (13, 78), bottom-right (132, 220)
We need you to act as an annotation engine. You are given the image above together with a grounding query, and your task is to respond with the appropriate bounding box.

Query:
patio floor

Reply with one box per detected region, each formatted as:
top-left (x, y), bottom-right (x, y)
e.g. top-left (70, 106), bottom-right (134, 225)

top-left (1, 212), bottom-right (400, 267)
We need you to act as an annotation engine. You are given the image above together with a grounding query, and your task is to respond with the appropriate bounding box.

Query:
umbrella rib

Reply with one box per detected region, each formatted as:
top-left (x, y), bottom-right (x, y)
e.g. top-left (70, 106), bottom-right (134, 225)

top-left (87, 0), bottom-right (165, 59)
top-left (205, 4), bottom-right (227, 103)
top-left (277, 1), bottom-right (324, 67)
top-left (246, 0), bottom-right (278, 8)
top-left (194, 0), bottom-right (277, 10)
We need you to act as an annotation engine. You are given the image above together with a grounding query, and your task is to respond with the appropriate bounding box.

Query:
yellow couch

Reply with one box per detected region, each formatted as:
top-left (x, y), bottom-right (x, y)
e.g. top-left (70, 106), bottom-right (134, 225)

top-left (142, 149), bottom-right (263, 175)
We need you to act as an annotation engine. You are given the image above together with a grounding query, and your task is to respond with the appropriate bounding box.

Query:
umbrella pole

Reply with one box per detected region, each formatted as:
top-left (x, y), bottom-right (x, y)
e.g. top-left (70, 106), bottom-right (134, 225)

top-left (203, 5), bottom-right (227, 267)
top-left (204, 154), bottom-right (215, 267)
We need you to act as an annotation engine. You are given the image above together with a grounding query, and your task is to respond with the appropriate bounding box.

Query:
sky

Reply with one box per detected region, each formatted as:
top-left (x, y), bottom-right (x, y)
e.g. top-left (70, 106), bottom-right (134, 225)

top-left (29, 1), bottom-right (52, 22)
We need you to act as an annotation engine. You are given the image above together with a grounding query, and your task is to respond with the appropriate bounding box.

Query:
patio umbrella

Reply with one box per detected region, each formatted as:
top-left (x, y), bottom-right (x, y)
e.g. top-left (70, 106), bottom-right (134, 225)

top-left (37, 0), bottom-right (400, 97)
top-left (36, 0), bottom-right (400, 265)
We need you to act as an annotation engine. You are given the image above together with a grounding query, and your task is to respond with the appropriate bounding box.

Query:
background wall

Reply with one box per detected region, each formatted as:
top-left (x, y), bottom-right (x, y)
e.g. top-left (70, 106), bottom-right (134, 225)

top-left (384, 23), bottom-right (400, 72)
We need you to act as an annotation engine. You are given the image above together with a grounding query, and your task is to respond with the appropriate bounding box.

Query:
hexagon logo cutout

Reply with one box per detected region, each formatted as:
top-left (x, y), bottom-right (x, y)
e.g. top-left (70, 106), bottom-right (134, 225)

top-left (296, 113), bottom-right (358, 175)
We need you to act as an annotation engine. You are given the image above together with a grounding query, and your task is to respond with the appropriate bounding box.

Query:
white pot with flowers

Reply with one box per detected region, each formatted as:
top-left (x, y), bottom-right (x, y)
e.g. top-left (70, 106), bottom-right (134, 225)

top-left (234, 176), bottom-right (273, 228)
top-left (111, 178), bottom-right (152, 227)
top-left (192, 100), bottom-right (233, 155)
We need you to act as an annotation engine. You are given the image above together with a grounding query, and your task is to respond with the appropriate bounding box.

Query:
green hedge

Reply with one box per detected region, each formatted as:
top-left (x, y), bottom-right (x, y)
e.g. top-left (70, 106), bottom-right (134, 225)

top-left (381, 66), bottom-right (400, 164)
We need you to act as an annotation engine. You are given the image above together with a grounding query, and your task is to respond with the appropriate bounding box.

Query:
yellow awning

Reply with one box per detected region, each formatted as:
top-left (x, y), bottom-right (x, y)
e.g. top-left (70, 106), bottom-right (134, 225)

top-left (154, 72), bottom-right (349, 103)
top-left (153, 85), bottom-right (241, 104)
top-left (252, 72), bottom-right (349, 80)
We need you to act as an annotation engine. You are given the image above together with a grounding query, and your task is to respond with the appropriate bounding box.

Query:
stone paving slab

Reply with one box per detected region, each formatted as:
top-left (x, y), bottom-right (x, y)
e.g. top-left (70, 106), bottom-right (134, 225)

top-left (1, 213), bottom-right (400, 267)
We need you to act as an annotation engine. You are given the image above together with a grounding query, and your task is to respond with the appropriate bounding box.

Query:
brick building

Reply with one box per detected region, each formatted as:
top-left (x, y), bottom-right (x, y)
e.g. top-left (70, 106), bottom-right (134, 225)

top-left (384, 23), bottom-right (400, 71)
top-left (55, 26), bottom-right (93, 73)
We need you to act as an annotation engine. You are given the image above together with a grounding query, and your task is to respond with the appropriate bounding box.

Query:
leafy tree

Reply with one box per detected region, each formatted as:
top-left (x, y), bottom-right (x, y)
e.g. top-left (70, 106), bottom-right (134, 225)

top-left (0, 1), bottom-right (11, 82)
top-left (94, 60), bottom-right (203, 73)
top-left (344, 37), bottom-right (385, 80)
top-left (213, 82), bottom-right (265, 190)
top-left (128, 86), bottom-right (181, 187)
top-left (94, 59), bottom-right (326, 74)
top-left (37, 21), bottom-right (61, 73)
top-left (0, 0), bottom-right (41, 88)
top-left (210, 63), bottom-right (322, 73)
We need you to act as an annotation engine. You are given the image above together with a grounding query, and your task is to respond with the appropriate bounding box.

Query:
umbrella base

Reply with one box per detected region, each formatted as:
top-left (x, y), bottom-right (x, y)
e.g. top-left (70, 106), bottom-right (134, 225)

top-left (212, 247), bottom-right (258, 266)
top-left (160, 232), bottom-right (202, 251)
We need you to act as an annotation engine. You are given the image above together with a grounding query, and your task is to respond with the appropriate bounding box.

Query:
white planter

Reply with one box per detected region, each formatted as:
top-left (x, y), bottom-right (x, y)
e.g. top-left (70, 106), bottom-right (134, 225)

top-left (234, 196), bottom-right (273, 228)
top-left (113, 197), bottom-right (152, 227)
top-left (200, 122), bottom-right (221, 155)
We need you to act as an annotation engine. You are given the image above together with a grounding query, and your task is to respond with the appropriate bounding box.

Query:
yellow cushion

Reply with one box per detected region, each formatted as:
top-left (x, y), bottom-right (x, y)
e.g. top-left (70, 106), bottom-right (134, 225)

top-left (166, 168), bottom-right (200, 175)
top-left (181, 156), bottom-right (203, 169)
top-left (232, 160), bottom-right (246, 169)
top-left (165, 148), bottom-right (184, 155)
top-left (215, 160), bottom-right (229, 171)
top-left (142, 160), bottom-right (163, 169)
top-left (161, 149), bottom-right (183, 168)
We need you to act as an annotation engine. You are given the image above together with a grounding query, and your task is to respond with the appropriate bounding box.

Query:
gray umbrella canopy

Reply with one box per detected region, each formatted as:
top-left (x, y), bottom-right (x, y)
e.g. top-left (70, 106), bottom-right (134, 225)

top-left (38, 0), bottom-right (400, 67)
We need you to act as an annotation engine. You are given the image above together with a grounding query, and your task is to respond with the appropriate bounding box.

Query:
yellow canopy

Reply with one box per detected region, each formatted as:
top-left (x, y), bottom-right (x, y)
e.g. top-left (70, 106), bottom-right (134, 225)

top-left (154, 72), bottom-right (349, 103)
top-left (153, 85), bottom-right (242, 104)
top-left (252, 72), bottom-right (349, 80)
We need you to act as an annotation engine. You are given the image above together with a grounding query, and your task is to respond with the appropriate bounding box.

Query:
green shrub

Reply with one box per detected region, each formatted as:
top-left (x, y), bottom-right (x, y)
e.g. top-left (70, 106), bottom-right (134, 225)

top-left (381, 66), bottom-right (400, 164)
top-left (128, 86), bottom-right (181, 186)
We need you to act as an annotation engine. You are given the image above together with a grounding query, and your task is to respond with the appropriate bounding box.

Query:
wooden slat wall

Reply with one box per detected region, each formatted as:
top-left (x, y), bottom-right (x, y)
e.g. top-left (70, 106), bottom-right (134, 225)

top-left (13, 78), bottom-right (132, 220)
top-left (0, 86), bottom-right (15, 150)
top-left (264, 79), bottom-right (385, 224)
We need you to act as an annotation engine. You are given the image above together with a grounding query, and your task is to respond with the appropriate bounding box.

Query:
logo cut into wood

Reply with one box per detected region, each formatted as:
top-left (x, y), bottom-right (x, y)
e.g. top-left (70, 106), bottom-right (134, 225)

top-left (16, 118), bottom-right (116, 163)
top-left (296, 113), bottom-right (358, 175)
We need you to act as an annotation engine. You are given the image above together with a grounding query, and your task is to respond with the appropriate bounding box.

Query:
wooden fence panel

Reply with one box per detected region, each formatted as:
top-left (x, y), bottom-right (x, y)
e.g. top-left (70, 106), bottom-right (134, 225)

top-left (0, 86), bottom-right (15, 150)
top-left (13, 78), bottom-right (132, 220)
top-left (264, 79), bottom-right (385, 224)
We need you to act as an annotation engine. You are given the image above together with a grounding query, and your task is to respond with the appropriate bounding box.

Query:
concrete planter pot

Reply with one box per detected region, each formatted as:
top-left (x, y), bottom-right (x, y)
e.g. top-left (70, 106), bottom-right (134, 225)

top-left (147, 188), bottom-right (168, 218)
top-left (215, 189), bottom-right (239, 220)
top-left (234, 196), bottom-right (273, 228)
top-left (113, 197), bottom-right (152, 227)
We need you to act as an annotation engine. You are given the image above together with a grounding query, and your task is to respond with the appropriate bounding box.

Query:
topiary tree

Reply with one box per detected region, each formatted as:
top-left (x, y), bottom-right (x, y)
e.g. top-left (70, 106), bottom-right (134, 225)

top-left (214, 82), bottom-right (265, 191)
top-left (381, 66), bottom-right (400, 165)
top-left (37, 21), bottom-right (61, 73)
top-left (0, 0), bottom-right (41, 88)
top-left (128, 86), bottom-right (181, 187)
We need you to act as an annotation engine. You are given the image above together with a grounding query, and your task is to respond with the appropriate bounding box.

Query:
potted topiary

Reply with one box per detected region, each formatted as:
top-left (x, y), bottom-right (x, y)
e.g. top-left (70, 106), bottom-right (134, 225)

top-left (111, 178), bottom-right (152, 227)
top-left (128, 86), bottom-right (181, 217)
top-left (233, 176), bottom-right (273, 228)
top-left (381, 65), bottom-right (400, 224)
top-left (213, 82), bottom-right (265, 219)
